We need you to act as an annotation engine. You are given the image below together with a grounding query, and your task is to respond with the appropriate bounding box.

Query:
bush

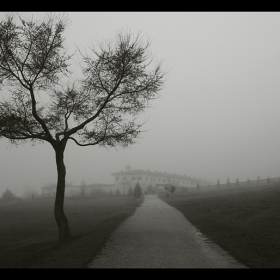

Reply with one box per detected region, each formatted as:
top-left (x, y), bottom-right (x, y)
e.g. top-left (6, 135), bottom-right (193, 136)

top-left (2, 188), bottom-right (15, 201)
top-left (133, 182), bottom-right (142, 198)
top-left (227, 177), bottom-right (230, 187)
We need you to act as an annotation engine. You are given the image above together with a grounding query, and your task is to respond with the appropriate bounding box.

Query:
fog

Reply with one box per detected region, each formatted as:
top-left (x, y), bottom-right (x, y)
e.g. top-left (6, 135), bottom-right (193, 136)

top-left (1, 12), bottom-right (280, 197)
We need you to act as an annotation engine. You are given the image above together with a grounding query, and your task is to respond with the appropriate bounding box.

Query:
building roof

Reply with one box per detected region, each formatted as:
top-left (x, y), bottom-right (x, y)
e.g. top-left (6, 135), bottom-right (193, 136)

top-left (111, 169), bottom-right (212, 184)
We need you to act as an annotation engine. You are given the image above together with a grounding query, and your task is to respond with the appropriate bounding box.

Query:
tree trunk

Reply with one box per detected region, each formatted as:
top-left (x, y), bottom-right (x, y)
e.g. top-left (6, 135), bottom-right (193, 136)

top-left (54, 146), bottom-right (71, 243)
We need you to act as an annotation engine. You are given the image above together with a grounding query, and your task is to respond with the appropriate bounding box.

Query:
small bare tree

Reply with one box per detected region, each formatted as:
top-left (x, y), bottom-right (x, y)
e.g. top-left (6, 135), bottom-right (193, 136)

top-left (0, 13), bottom-right (165, 243)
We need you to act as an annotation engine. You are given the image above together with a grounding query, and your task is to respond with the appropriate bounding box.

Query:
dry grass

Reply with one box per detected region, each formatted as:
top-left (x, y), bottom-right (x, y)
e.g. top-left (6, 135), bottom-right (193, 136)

top-left (2, 184), bottom-right (280, 268)
top-left (159, 184), bottom-right (280, 268)
top-left (0, 196), bottom-right (143, 268)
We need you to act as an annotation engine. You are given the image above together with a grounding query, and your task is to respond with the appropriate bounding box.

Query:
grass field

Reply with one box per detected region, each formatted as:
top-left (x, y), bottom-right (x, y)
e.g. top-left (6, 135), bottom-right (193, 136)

top-left (159, 184), bottom-right (280, 268)
top-left (1, 184), bottom-right (280, 268)
top-left (0, 196), bottom-right (143, 268)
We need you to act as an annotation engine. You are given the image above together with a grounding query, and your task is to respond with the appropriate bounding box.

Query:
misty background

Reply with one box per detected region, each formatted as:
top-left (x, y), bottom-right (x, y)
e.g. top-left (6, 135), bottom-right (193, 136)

top-left (1, 12), bottom-right (280, 197)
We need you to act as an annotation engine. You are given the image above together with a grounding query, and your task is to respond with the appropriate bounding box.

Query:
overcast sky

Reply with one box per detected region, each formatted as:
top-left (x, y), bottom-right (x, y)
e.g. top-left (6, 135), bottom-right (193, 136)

top-left (1, 12), bottom-right (280, 196)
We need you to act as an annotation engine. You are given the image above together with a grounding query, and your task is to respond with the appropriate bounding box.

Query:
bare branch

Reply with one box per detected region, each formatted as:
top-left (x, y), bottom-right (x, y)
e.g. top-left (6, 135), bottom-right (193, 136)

top-left (0, 15), bottom-right (165, 152)
top-left (0, 13), bottom-right (75, 146)
top-left (63, 30), bottom-right (164, 144)
top-left (68, 136), bottom-right (99, 146)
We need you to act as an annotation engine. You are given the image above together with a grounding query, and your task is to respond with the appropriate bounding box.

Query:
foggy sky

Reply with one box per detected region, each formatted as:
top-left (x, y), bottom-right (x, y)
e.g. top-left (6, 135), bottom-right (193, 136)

top-left (1, 12), bottom-right (280, 196)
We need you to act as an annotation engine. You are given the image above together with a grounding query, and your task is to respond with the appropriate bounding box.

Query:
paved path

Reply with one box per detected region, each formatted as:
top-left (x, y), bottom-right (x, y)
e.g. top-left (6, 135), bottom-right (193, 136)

top-left (88, 195), bottom-right (247, 268)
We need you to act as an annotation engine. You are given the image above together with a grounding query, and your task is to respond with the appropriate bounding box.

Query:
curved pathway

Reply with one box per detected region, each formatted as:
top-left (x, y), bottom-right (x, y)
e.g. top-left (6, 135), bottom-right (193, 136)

top-left (88, 195), bottom-right (246, 268)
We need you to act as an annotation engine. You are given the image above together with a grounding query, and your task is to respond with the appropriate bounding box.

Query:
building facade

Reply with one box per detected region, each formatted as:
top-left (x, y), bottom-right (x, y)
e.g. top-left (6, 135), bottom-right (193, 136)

top-left (111, 165), bottom-right (213, 195)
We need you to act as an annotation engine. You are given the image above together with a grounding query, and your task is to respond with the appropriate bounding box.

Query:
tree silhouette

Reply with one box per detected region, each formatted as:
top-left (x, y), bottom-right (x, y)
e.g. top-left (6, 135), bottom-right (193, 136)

top-left (80, 179), bottom-right (86, 197)
top-left (227, 177), bottom-right (230, 187)
top-left (133, 182), bottom-right (142, 198)
top-left (0, 13), bottom-right (165, 243)
top-left (169, 184), bottom-right (176, 199)
top-left (236, 178), bottom-right (239, 187)
top-left (2, 188), bottom-right (15, 201)
top-left (217, 179), bottom-right (220, 188)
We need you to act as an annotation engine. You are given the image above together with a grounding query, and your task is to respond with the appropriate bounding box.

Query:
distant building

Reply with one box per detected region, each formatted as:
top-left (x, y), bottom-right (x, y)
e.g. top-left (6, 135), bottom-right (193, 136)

top-left (111, 165), bottom-right (213, 195)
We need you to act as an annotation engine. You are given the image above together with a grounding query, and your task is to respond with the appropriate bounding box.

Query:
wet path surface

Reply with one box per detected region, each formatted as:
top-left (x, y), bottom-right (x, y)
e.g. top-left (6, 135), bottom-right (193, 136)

top-left (88, 195), bottom-right (246, 268)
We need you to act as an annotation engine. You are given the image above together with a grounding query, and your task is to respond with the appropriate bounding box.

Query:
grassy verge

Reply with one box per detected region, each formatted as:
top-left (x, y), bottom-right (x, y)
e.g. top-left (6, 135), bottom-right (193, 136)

top-left (0, 195), bottom-right (143, 268)
top-left (159, 185), bottom-right (280, 268)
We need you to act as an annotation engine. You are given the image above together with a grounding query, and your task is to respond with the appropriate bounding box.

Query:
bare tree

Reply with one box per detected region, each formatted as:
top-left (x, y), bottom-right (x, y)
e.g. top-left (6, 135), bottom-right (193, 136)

top-left (0, 13), bottom-right (165, 243)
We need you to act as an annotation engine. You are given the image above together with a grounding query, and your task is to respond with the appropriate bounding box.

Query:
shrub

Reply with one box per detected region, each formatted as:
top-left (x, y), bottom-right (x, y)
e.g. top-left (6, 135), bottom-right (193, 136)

top-left (227, 177), bottom-right (230, 187)
top-left (133, 182), bottom-right (142, 198)
top-left (2, 188), bottom-right (15, 201)
top-left (236, 178), bottom-right (240, 187)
